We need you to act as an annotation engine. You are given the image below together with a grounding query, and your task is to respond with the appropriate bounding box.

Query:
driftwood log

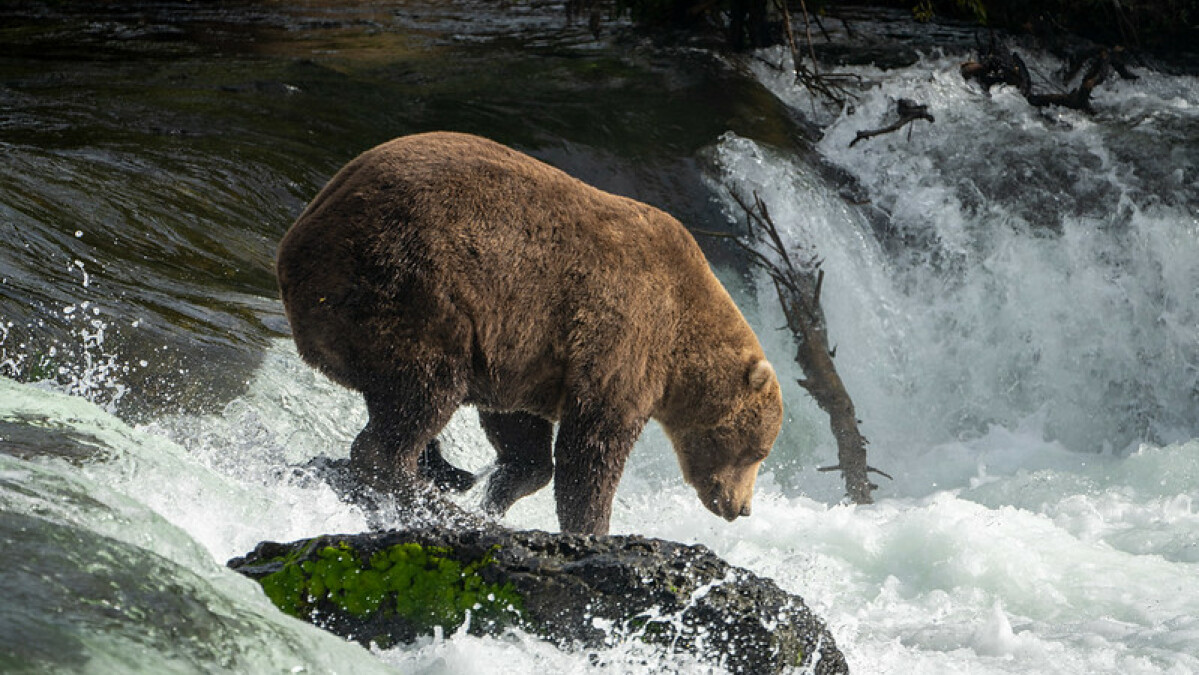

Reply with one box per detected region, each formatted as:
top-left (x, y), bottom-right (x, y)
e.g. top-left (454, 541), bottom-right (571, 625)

top-left (850, 98), bottom-right (935, 147)
top-left (960, 37), bottom-right (1138, 112)
top-left (715, 192), bottom-right (888, 504)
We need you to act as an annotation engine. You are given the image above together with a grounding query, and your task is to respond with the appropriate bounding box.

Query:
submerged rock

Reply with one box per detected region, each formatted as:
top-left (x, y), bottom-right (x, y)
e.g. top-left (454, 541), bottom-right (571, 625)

top-left (228, 527), bottom-right (848, 674)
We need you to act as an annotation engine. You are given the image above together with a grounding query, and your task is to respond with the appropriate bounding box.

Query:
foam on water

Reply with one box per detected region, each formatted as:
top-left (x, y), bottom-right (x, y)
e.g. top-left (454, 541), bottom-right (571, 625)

top-left (0, 379), bottom-right (395, 674)
top-left (685, 48), bottom-right (1199, 674)
top-left (5, 322), bottom-right (1199, 673)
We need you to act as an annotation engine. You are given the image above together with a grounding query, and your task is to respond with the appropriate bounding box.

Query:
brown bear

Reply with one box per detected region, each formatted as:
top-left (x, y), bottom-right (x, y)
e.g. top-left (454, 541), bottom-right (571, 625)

top-left (277, 131), bottom-right (783, 536)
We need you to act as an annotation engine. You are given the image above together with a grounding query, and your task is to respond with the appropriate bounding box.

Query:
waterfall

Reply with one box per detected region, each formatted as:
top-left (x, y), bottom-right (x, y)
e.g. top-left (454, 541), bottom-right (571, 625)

top-left (717, 50), bottom-right (1199, 459)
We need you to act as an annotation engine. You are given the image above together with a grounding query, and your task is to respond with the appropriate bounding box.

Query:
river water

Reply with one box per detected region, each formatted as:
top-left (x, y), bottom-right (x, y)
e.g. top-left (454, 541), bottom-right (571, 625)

top-left (2, 2), bottom-right (1197, 673)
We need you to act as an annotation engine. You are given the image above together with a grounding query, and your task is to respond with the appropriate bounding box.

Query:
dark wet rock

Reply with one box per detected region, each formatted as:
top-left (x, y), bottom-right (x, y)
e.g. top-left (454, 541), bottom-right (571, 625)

top-left (228, 526), bottom-right (848, 674)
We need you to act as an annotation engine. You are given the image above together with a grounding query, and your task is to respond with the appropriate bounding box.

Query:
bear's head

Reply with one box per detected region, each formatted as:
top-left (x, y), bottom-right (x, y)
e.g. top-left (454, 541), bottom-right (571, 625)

top-left (665, 359), bottom-right (783, 522)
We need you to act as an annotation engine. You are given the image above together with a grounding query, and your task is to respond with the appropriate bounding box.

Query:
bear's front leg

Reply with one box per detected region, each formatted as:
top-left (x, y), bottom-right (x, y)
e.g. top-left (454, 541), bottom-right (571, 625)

top-left (347, 373), bottom-right (469, 522)
top-left (348, 414), bottom-right (427, 501)
top-left (552, 408), bottom-right (646, 535)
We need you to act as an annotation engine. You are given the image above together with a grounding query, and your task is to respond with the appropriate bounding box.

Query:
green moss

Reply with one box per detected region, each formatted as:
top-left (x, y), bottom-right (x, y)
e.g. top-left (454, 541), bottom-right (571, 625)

top-left (26, 352), bottom-right (59, 382)
top-left (257, 541), bottom-right (523, 636)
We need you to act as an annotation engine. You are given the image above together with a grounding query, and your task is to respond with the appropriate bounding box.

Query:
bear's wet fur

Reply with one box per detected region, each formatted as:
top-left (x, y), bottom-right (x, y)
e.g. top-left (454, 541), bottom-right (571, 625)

top-left (277, 132), bottom-right (783, 535)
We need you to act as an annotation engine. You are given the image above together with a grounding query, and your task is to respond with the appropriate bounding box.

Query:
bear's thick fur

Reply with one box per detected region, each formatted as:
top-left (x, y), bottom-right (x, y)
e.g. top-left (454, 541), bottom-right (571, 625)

top-left (277, 132), bottom-right (782, 535)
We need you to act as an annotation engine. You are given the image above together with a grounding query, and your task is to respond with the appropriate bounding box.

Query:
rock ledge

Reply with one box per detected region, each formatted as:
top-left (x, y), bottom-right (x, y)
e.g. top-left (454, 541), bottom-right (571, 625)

top-left (229, 527), bottom-right (848, 674)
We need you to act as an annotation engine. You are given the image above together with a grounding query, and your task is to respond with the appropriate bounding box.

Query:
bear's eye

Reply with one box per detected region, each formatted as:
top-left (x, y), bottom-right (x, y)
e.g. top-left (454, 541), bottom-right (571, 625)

top-left (743, 448), bottom-right (770, 465)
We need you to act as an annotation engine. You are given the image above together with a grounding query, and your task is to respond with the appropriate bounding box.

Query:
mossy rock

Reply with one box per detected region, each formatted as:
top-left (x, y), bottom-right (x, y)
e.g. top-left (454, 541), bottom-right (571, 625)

top-left (229, 527), bottom-right (848, 674)
top-left (232, 535), bottom-right (522, 646)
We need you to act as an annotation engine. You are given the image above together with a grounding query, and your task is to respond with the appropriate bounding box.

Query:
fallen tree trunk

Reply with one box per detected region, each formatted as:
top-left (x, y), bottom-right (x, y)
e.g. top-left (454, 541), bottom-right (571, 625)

top-left (960, 37), bottom-right (1138, 113)
top-left (724, 191), bottom-right (888, 504)
top-left (228, 526), bottom-right (849, 674)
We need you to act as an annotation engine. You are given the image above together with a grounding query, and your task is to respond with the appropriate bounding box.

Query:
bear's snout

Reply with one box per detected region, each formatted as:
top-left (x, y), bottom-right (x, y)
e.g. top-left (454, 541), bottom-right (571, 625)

top-left (700, 480), bottom-right (755, 522)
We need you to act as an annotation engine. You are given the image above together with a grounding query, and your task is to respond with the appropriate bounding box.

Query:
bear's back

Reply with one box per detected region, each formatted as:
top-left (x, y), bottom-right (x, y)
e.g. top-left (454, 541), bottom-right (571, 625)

top-left (355, 132), bottom-right (691, 268)
top-left (287, 132), bottom-right (716, 318)
top-left (277, 132), bottom-right (738, 414)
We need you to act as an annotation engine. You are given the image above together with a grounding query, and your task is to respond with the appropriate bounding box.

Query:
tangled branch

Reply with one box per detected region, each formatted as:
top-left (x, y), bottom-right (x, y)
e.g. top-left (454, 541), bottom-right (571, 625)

top-left (960, 36), bottom-right (1138, 113)
top-left (771, 0), bottom-right (860, 105)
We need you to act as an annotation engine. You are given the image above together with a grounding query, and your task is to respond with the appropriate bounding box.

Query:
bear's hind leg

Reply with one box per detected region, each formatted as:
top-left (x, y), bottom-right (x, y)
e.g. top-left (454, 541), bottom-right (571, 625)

top-left (479, 410), bottom-right (554, 516)
top-left (418, 439), bottom-right (477, 492)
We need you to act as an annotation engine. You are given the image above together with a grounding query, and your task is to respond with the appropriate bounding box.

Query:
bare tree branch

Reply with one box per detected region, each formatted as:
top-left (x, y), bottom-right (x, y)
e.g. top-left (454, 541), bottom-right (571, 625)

top-left (850, 99), bottom-right (935, 147)
top-left (723, 190), bottom-right (885, 504)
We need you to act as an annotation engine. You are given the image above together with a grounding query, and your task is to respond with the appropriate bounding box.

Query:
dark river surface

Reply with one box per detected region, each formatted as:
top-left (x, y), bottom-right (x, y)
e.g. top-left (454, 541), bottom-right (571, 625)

top-left (1, 0), bottom-right (797, 418)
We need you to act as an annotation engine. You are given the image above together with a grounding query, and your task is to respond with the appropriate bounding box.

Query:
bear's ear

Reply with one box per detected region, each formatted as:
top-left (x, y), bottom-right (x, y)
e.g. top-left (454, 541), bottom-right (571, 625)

top-left (747, 359), bottom-right (774, 391)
